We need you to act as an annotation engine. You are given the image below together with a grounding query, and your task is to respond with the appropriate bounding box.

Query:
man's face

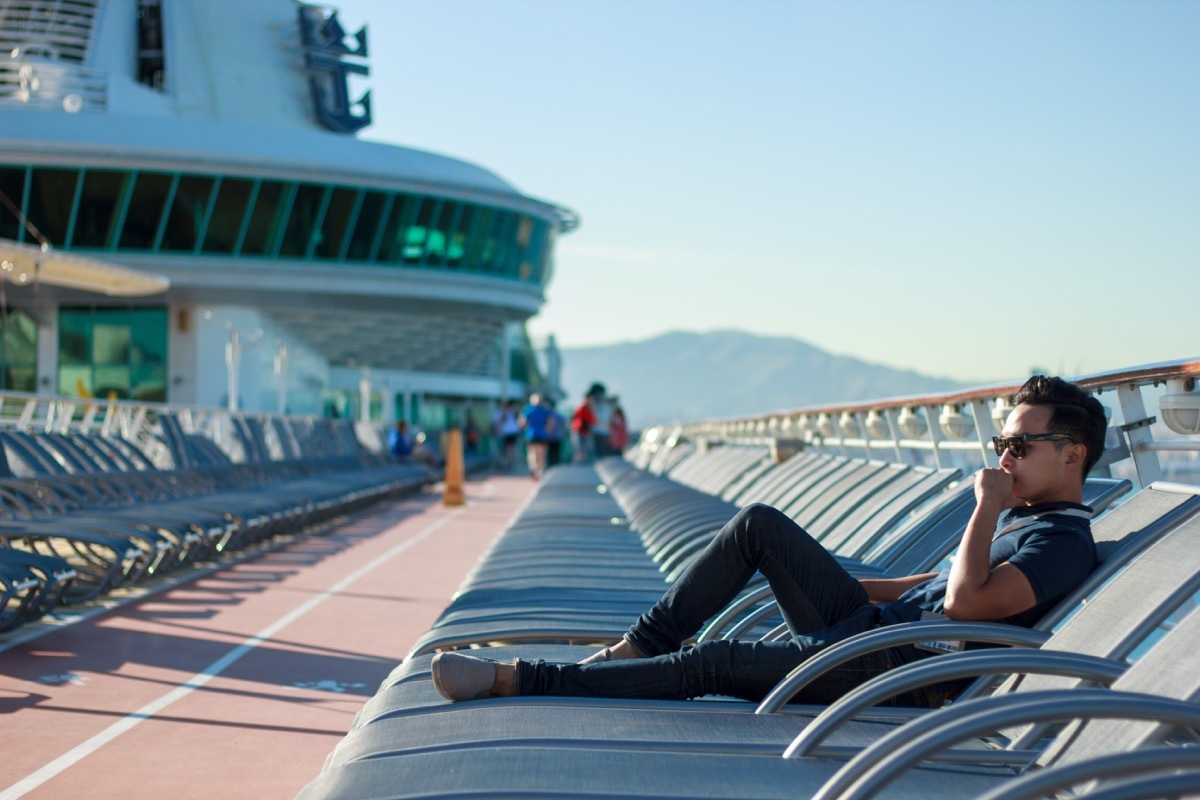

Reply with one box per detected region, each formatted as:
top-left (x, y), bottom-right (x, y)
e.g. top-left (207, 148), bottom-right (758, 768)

top-left (997, 403), bottom-right (1079, 505)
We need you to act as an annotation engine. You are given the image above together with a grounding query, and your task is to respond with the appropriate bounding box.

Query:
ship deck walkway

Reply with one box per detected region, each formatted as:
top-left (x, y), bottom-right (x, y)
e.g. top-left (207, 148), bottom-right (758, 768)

top-left (0, 473), bottom-right (537, 800)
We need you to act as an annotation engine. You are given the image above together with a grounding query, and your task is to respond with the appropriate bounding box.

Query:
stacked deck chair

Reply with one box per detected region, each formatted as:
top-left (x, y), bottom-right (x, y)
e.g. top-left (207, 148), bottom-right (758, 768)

top-left (300, 483), bottom-right (1200, 799)
top-left (0, 414), bottom-right (434, 628)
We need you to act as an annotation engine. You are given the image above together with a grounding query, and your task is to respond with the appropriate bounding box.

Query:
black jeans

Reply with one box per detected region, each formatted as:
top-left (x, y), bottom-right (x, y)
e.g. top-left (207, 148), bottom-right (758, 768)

top-left (514, 504), bottom-right (931, 704)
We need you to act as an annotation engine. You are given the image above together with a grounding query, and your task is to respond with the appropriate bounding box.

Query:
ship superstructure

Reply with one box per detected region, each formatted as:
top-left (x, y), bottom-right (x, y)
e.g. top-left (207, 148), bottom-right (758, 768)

top-left (0, 0), bottom-right (576, 427)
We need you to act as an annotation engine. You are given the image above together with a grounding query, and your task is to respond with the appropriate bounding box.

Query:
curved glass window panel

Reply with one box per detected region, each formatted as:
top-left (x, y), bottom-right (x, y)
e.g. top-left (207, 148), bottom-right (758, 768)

top-left (279, 183), bottom-right (326, 257)
top-left (315, 187), bottom-right (358, 259)
top-left (161, 175), bottom-right (216, 251)
top-left (118, 172), bottom-right (173, 249)
top-left (486, 212), bottom-right (517, 274)
top-left (0, 167), bottom-right (29, 242)
top-left (522, 219), bottom-right (549, 283)
top-left (541, 227), bottom-right (558, 285)
top-left (379, 194), bottom-right (418, 263)
top-left (402, 197), bottom-right (438, 263)
top-left (466, 207), bottom-right (495, 269)
top-left (344, 190), bottom-right (387, 261)
top-left (26, 168), bottom-right (80, 246)
top-left (423, 200), bottom-right (452, 266)
top-left (447, 204), bottom-right (477, 266)
top-left (240, 181), bottom-right (288, 255)
top-left (71, 170), bottom-right (128, 248)
top-left (200, 178), bottom-right (254, 254)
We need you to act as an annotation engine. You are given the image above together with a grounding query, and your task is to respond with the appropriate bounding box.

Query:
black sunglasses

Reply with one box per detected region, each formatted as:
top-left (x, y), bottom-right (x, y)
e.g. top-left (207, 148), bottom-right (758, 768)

top-left (991, 433), bottom-right (1077, 459)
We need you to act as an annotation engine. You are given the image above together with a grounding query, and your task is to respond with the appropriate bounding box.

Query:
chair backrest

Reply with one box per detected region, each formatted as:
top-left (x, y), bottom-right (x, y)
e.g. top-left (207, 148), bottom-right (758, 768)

top-left (156, 412), bottom-right (194, 470)
top-left (829, 468), bottom-right (963, 559)
top-left (1023, 493), bottom-right (1200, 685)
top-left (1040, 579), bottom-right (1200, 768)
top-left (884, 477), bottom-right (1133, 579)
top-left (0, 431), bottom-right (69, 476)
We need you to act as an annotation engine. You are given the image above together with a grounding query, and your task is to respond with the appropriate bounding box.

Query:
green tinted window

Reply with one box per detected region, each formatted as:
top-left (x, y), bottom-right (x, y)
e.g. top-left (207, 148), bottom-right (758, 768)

top-left (0, 167), bottom-right (29, 242)
top-left (447, 204), bottom-right (476, 266)
top-left (130, 308), bottom-right (168, 401)
top-left (72, 170), bottom-right (129, 248)
top-left (279, 183), bottom-right (327, 257)
top-left (26, 168), bottom-right (80, 246)
top-left (58, 307), bottom-right (167, 401)
top-left (0, 310), bottom-right (37, 392)
top-left (423, 200), bottom-right (453, 266)
top-left (58, 308), bottom-right (92, 365)
top-left (344, 191), bottom-right (387, 261)
top-left (200, 178), bottom-right (254, 254)
top-left (240, 181), bottom-right (288, 255)
top-left (405, 199), bottom-right (440, 264)
top-left (315, 187), bottom-right (359, 259)
top-left (466, 207), bottom-right (495, 268)
top-left (119, 172), bottom-right (173, 249)
top-left (161, 175), bottom-right (216, 251)
top-left (486, 213), bottom-right (516, 273)
top-left (379, 194), bottom-right (417, 263)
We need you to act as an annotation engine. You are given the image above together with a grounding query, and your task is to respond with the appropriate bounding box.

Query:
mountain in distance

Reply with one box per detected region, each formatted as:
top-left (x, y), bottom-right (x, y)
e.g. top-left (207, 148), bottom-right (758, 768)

top-left (557, 330), bottom-right (965, 428)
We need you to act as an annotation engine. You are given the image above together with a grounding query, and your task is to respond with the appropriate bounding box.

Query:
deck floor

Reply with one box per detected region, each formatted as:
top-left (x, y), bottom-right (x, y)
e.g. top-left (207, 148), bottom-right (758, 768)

top-left (0, 474), bottom-right (536, 800)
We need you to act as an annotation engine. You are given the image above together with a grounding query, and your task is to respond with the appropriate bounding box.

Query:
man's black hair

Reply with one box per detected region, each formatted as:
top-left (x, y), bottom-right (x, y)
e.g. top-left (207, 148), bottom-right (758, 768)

top-left (1013, 375), bottom-right (1107, 476)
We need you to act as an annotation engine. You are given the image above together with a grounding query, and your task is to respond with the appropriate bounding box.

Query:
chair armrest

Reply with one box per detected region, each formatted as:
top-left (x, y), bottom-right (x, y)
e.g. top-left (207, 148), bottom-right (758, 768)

top-left (973, 747), bottom-right (1200, 800)
top-left (813, 689), bottom-right (1200, 800)
top-left (697, 584), bottom-right (777, 643)
top-left (785, 649), bottom-right (1128, 757)
top-left (756, 620), bottom-right (1050, 712)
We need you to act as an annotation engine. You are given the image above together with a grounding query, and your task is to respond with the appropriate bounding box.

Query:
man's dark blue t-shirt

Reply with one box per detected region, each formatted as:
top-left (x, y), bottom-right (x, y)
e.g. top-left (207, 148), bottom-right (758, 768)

top-left (878, 501), bottom-right (1096, 629)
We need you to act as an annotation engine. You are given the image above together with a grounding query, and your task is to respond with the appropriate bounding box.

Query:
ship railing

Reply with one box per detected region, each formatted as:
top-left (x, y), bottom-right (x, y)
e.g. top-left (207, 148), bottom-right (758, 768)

top-left (633, 358), bottom-right (1200, 492)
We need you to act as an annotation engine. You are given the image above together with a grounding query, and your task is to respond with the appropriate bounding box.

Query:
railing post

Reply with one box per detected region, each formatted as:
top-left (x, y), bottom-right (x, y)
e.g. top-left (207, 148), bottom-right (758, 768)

top-left (1116, 381), bottom-right (1163, 485)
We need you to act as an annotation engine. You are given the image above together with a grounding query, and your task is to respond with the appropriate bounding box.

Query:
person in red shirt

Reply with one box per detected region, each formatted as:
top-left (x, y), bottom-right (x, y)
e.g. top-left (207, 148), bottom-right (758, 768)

top-left (571, 385), bottom-right (602, 463)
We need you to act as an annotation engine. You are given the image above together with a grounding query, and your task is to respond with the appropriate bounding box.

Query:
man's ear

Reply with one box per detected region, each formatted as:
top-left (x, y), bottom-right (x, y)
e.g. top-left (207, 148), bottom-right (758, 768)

top-left (1065, 442), bottom-right (1087, 472)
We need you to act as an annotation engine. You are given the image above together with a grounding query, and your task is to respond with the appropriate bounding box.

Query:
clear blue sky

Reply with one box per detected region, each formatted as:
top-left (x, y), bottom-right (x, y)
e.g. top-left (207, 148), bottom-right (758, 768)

top-left (339, 0), bottom-right (1198, 383)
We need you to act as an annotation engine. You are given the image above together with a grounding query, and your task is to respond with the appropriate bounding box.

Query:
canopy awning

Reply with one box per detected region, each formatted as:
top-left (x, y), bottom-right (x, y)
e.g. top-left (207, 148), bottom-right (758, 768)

top-left (0, 239), bottom-right (169, 297)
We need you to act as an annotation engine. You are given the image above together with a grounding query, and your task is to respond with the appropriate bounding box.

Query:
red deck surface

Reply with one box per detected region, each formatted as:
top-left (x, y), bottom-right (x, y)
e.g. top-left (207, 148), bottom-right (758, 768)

top-left (0, 474), bottom-right (536, 800)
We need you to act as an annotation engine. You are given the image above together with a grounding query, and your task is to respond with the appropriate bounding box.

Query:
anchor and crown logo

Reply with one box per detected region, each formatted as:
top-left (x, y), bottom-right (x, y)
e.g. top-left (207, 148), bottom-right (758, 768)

top-left (297, 4), bottom-right (372, 134)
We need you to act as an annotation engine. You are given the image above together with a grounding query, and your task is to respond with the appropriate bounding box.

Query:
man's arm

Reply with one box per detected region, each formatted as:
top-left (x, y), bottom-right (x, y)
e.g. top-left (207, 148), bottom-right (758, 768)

top-left (859, 573), bottom-right (939, 603)
top-left (942, 468), bottom-right (1037, 620)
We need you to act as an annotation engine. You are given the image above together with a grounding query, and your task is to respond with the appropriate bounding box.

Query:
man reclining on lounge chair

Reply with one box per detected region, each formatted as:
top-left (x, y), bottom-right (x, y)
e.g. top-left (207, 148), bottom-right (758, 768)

top-left (432, 375), bottom-right (1107, 706)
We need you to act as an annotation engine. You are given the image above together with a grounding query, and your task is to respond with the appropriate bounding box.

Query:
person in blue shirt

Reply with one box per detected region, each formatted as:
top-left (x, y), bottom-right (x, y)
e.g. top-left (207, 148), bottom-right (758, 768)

top-left (545, 399), bottom-right (566, 468)
top-left (433, 376), bottom-right (1108, 705)
top-left (521, 393), bottom-right (552, 480)
top-left (388, 421), bottom-right (414, 460)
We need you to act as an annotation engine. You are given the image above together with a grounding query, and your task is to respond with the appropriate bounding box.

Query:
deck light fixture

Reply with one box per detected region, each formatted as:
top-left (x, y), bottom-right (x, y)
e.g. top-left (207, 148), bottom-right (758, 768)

top-left (897, 407), bottom-right (927, 439)
top-left (816, 413), bottom-right (837, 439)
top-left (1160, 379), bottom-right (1200, 436)
top-left (939, 404), bottom-right (974, 440)
top-left (838, 412), bottom-right (861, 439)
top-left (864, 410), bottom-right (891, 440)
